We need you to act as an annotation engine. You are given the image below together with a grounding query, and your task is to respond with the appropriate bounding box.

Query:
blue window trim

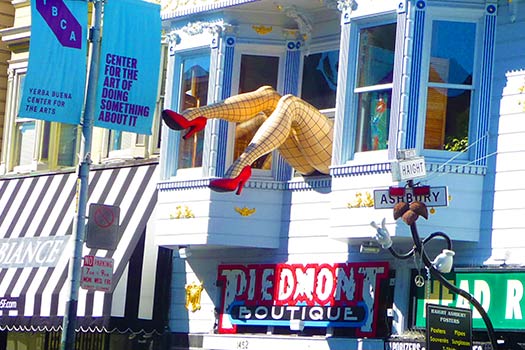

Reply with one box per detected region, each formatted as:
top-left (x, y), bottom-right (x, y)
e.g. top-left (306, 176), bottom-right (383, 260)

top-left (412, 2), bottom-right (495, 167)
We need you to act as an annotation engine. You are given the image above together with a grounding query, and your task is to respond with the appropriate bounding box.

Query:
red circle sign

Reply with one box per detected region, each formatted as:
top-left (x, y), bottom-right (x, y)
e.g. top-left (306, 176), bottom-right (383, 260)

top-left (93, 206), bottom-right (115, 228)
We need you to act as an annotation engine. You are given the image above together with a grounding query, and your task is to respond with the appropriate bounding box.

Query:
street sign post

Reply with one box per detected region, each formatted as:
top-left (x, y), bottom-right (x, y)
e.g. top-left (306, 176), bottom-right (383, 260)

top-left (391, 157), bottom-right (427, 182)
top-left (373, 186), bottom-right (448, 209)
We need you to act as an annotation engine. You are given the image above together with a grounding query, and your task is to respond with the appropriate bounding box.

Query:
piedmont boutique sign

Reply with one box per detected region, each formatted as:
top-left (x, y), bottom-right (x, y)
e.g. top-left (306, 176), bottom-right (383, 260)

top-left (415, 270), bottom-right (525, 330)
top-left (217, 262), bottom-right (389, 336)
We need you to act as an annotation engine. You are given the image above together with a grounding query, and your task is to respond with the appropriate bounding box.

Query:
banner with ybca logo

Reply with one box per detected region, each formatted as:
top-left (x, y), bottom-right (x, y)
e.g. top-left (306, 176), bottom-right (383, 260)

top-left (95, 0), bottom-right (161, 135)
top-left (20, 0), bottom-right (87, 124)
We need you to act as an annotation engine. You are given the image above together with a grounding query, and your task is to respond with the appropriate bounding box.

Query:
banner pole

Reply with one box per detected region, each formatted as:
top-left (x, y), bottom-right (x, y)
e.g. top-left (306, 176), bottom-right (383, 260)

top-left (61, 0), bottom-right (102, 349)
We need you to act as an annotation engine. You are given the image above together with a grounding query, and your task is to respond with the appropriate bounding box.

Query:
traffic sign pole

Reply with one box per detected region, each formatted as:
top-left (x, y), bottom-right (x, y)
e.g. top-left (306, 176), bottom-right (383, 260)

top-left (60, 1), bottom-right (102, 349)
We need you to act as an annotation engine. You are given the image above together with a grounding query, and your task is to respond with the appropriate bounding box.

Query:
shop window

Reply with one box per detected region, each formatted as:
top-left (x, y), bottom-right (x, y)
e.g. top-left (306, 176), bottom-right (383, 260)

top-left (423, 20), bottom-right (475, 152)
top-left (301, 50), bottom-right (339, 111)
top-left (234, 54), bottom-right (279, 171)
top-left (177, 53), bottom-right (209, 169)
top-left (9, 72), bottom-right (79, 173)
top-left (354, 23), bottom-right (395, 152)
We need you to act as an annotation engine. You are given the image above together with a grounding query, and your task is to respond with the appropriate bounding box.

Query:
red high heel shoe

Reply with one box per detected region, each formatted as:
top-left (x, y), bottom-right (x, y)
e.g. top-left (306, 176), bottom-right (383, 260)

top-left (162, 109), bottom-right (207, 140)
top-left (209, 166), bottom-right (252, 195)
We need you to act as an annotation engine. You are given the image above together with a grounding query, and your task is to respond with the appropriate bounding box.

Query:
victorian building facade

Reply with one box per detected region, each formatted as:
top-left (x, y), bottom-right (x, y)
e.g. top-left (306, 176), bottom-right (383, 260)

top-left (0, 1), bottom-right (170, 349)
top-left (157, 0), bottom-right (525, 349)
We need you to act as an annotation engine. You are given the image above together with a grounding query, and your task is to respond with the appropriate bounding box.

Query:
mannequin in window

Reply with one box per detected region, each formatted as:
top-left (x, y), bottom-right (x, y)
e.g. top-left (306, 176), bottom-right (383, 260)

top-left (162, 86), bottom-right (333, 195)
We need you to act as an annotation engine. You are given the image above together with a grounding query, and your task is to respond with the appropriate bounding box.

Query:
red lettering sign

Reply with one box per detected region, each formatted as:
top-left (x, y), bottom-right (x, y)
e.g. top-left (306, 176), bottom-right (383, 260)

top-left (217, 262), bottom-right (389, 336)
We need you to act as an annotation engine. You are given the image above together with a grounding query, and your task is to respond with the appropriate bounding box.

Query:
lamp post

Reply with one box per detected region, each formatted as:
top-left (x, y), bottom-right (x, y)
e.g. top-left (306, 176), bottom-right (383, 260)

top-left (372, 196), bottom-right (499, 350)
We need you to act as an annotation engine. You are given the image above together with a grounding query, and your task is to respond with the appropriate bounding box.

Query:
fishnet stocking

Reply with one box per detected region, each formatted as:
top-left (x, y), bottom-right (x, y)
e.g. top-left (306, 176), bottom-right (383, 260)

top-left (180, 86), bottom-right (333, 178)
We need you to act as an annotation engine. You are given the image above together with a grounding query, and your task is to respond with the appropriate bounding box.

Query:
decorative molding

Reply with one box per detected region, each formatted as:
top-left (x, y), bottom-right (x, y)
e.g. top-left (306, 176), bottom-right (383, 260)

top-left (177, 20), bottom-right (236, 37)
top-left (276, 4), bottom-right (312, 41)
top-left (286, 176), bottom-right (332, 191)
top-left (331, 162), bottom-right (391, 178)
top-left (235, 206), bottom-right (256, 216)
top-left (185, 281), bottom-right (203, 313)
top-left (426, 163), bottom-right (486, 176)
top-left (170, 205), bottom-right (195, 219)
top-left (347, 192), bottom-right (374, 208)
top-left (336, 0), bottom-right (358, 12)
top-left (162, 0), bottom-right (259, 19)
top-left (252, 25), bottom-right (273, 35)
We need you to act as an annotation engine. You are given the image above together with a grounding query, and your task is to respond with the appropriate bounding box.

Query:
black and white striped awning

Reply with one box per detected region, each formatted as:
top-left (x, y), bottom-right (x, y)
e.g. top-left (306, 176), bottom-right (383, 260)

top-left (0, 162), bottom-right (170, 333)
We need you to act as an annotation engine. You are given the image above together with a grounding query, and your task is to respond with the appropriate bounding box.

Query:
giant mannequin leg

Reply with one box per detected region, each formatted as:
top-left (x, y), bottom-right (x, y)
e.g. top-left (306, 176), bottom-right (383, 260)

top-left (224, 95), bottom-right (333, 178)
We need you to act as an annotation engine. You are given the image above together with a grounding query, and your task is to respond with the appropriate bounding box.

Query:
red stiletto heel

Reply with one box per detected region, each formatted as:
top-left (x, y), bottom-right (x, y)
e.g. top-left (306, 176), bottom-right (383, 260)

top-left (162, 109), bottom-right (207, 140)
top-left (209, 166), bottom-right (252, 195)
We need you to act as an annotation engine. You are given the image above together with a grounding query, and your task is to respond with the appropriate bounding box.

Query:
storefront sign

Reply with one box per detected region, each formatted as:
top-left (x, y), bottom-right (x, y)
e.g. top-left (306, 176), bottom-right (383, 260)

top-left (217, 262), bottom-right (389, 336)
top-left (0, 297), bottom-right (18, 310)
top-left (385, 340), bottom-right (490, 350)
top-left (0, 236), bottom-right (69, 268)
top-left (426, 304), bottom-right (472, 350)
top-left (415, 270), bottom-right (525, 330)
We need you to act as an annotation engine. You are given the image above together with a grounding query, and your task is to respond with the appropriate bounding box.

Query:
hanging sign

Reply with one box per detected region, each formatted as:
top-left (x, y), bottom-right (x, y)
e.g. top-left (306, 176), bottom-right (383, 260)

top-left (94, 0), bottom-right (161, 134)
top-left (19, 0), bottom-right (87, 124)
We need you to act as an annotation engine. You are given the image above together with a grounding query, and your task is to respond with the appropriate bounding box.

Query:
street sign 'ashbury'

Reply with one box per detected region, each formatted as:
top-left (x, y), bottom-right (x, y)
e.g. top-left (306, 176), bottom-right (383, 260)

top-left (374, 186), bottom-right (448, 209)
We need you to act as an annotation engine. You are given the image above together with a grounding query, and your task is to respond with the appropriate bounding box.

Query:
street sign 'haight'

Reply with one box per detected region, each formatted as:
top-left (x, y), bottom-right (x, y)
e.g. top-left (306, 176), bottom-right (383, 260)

top-left (20, 0), bottom-right (87, 124)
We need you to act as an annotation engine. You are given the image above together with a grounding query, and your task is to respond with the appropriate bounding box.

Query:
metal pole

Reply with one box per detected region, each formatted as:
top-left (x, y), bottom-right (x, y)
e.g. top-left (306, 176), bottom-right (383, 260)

top-left (60, 1), bottom-right (102, 349)
top-left (408, 222), bottom-right (499, 350)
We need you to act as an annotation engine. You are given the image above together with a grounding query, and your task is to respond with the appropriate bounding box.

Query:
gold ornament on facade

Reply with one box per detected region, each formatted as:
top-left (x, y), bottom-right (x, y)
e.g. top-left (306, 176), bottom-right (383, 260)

top-left (347, 192), bottom-right (374, 208)
top-left (170, 205), bottom-right (195, 219)
top-left (185, 281), bottom-right (203, 312)
top-left (235, 206), bottom-right (256, 216)
top-left (252, 25), bottom-right (273, 35)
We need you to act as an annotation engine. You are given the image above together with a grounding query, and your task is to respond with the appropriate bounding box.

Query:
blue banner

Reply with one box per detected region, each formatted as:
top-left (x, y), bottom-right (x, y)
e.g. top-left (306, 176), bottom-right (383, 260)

top-left (95, 0), bottom-right (161, 135)
top-left (19, 0), bottom-right (87, 124)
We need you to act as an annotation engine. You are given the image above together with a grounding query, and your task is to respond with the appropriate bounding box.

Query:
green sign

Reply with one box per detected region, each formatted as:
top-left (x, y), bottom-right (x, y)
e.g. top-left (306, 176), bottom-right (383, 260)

top-left (415, 270), bottom-right (525, 330)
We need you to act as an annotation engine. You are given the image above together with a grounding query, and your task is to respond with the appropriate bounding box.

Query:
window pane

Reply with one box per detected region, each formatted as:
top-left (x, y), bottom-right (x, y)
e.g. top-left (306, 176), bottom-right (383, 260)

top-left (57, 123), bottom-right (77, 166)
top-left (15, 121), bottom-right (35, 167)
top-left (429, 21), bottom-right (475, 85)
top-left (178, 54), bottom-right (209, 169)
top-left (235, 55), bottom-right (279, 171)
top-left (357, 23), bottom-right (396, 88)
top-left (301, 50), bottom-right (339, 110)
top-left (239, 55), bottom-right (278, 93)
top-left (424, 88), bottom-right (471, 151)
top-left (355, 90), bottom-right (391, 152)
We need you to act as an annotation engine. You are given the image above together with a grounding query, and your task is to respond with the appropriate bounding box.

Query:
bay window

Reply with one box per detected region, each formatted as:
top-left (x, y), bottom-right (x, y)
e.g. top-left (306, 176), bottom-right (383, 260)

top-left (423, 20), bottom-right (475, 153)
top-left (301, 49), bottom-right (339, 111)
top-left (354, 23), bottom-right (395, 153)
top-left (177, 53), bottom-right (209, 169)
top-left (234, 54), bottom-right (280, 171)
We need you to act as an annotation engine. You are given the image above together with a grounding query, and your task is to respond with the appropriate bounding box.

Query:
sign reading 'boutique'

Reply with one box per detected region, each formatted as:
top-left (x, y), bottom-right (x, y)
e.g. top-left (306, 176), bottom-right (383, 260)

top-left (217, 262), bottom-right (389, 336)
top-left (0, 236), bottom-right (69, 268)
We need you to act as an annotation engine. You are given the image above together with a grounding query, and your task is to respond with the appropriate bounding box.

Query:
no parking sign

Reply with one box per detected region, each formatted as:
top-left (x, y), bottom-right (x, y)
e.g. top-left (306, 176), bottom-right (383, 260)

top-left (86, 203), bottom-right (120, 250)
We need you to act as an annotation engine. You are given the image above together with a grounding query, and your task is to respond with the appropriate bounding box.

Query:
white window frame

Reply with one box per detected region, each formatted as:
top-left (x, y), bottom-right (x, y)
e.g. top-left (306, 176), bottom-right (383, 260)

top-left (350, 19), bottom-right (397, 165)
top-left (227, 43), bottom-right (285, 178)
top-left (417, 7), bottom-right (484, 162)
top-left (2, 65), bottom-right (81, 174)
